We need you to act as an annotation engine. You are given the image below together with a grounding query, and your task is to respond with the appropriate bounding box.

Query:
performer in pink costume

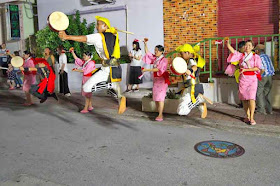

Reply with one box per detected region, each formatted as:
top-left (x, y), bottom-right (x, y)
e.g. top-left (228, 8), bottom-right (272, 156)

top-left (71, 49), bottom-right (96, 113)
top-left (226, 39), bottom-right (262, 125)
top-left (142, 40), bottom-right (169, 121)
top-left (22, 51), bottom-right (36, 106)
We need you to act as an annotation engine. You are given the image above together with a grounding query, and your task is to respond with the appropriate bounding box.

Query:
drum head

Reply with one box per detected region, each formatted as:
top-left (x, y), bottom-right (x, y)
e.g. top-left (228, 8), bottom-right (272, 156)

top-left (48, 11), bottom-right (69, 31)
top-left (11, 56), bottom-right (24, 68)
top-left (172, 57), bottom-right (188, 74)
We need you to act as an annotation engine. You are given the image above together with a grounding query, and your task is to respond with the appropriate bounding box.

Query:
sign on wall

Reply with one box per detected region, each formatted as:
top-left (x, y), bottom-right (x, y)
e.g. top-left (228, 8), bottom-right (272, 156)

top-left (6, 4), bottom-right (21, 40)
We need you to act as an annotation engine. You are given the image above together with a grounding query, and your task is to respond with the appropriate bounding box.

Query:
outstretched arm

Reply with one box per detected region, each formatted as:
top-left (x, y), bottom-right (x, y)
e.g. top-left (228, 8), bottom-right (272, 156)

top-left (59, 31), bottom-right (87, 43)
top-left (144, 41), bottom-right (149, 54)
top-left (71, 50), bottom-right (78, 60)
top-left (226, 38), bottom-right (235, 54)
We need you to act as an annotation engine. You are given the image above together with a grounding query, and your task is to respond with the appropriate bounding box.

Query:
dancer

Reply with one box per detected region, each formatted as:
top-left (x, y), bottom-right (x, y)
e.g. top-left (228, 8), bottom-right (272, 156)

top-left (58, 16), bottom-right (126, 114)
top-left (175, 43), bottom-right (208, 118)
top-left (22, 51), bottom-right (36, 106)
top-left (142, 39), bottom-right (169, 121)
top-left (226, 39), bottom-right (262, 125)
top-left (20, 58), bottom-right (57, 103)
top-left (70, 49), bottom-right (96, 113)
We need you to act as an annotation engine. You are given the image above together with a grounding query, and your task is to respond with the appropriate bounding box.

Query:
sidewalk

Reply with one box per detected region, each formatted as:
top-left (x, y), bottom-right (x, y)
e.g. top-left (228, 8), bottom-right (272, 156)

top-left (0, 78), bottom-right (279, 137)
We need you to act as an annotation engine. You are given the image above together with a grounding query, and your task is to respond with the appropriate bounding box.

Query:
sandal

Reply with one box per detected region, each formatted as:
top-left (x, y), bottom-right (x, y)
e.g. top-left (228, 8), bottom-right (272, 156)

top-left (23, 102), bottom-right (33, 106)
top-left (88, 106), bottom-right (94, 111)
top-left (155, 117), bottom-right (163, 122)
top-left (80, 110), bottom-right (89, 113)
top-left (250, 120), bottom-right (257, 125)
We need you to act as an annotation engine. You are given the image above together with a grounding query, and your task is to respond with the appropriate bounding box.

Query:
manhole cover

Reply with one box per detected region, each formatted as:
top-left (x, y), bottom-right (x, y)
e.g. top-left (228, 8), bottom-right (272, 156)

top-left (194, 140), bottom-right (245, 158)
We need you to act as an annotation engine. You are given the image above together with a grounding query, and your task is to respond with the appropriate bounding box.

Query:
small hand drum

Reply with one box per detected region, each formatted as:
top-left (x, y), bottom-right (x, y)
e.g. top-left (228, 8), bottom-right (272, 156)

top-left (11, 56), bottom-right (24, 68)
top-left (170, 57), bottom-right (188, 76)
top-left (47, 11), bottom-right (69, 32)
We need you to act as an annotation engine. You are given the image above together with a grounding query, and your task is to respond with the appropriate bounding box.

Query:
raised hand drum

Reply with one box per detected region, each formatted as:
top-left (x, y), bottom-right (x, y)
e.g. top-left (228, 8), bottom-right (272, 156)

top-left (170, 57), bottom-right (188, 76)
top-left (47, 11), bottom-right (69, 32)
top-left (11, 56), bottom-right (24, 68)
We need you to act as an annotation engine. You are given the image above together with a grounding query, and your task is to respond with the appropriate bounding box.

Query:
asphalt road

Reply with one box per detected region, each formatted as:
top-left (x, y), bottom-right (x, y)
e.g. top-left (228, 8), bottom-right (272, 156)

top-left (0, 93), bottom-right (280, 186)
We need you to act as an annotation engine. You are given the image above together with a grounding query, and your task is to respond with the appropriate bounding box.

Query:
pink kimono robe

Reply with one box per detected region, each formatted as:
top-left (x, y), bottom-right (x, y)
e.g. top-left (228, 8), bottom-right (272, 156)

top-left (75, 58), bottom-right (95, 98)
top-left (23, 57), bottom-right (36, 92)
top-left (143, 52), bottom-right (169, 102)
top-left (227, 51), bottom-right (262, 100)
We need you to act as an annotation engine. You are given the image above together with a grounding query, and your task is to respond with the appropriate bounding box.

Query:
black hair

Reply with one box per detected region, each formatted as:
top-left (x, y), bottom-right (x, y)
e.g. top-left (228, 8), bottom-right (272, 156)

top-left (246, 40), bottom-right (254, 46)
top-left (45, 47), bottom-right (53, 55)
top-left (57, 45), bottom-right (64, 51)
top-left (238, 41), bottom-right (246, 49)
top-left (84, 51), bottom-right (92, 57)
top-left (23, 50), bottom-right (35, 58)
top-left (0, 43), bottom-right (6, 49)
top-left (132, 41), bottom-right (141, 51)
top-left (14, 51), bottom-right (20, 56)
top-left (23, 50), bottom-right (32, 56)
top-left (155, 45), bottom-right (164, 53)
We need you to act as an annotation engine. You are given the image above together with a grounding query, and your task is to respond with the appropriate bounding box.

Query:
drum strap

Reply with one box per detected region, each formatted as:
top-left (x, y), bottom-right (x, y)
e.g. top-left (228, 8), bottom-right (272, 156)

top-left (190, 73), bottom-right (197, 103)
top-left (182, 74), bottom-right (200, 103)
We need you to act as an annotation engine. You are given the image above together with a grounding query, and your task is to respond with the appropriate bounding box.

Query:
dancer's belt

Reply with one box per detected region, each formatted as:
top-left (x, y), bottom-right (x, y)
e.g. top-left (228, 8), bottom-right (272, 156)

top-left (83, 74), bottom-right (92, 77)
top-left (242, 71), bottom-right (261, 81)
top-left (102, 58), bottom-right (120, 67)
top-left (24, 71), bottom-right (36, 75)
top-left (100, 58), bottom-right (122, 82)
top-left (154, 71), bottom-right (170, 85)
top-left (242, 71), bottom-right (255, 75)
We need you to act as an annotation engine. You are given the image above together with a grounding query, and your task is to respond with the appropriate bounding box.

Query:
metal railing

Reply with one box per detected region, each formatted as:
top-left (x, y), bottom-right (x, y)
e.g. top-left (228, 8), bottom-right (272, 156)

top-left (167, 34), bottom-right (280, 82)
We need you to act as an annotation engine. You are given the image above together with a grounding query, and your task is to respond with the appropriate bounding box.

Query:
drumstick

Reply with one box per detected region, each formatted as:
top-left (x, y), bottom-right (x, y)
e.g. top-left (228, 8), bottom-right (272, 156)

top-left (116, 29), bottom-right (134, 35)
top-left (138, 67), bottom-right (145, 79)
top-left (0, 67), bottom-right (8, 70)
top-left (198, 93), bottom-right (213, 105)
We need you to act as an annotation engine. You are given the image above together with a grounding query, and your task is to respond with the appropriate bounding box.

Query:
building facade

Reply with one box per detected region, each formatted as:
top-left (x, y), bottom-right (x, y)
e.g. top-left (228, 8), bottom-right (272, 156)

top-left (0, 0), bottom-right (37, 53)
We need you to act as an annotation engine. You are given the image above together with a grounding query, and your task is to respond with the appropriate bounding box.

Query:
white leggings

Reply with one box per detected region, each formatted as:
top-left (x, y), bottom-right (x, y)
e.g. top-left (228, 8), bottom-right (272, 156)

top-left (83, 66), bottom-right (122, 98)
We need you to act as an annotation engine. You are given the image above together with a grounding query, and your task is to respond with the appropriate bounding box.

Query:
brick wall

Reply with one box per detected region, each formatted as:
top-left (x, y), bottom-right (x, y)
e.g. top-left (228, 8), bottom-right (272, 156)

top-left (163, 0), bottom-right (218, 84)
top-left (163, 0), bottom-right (218, 53)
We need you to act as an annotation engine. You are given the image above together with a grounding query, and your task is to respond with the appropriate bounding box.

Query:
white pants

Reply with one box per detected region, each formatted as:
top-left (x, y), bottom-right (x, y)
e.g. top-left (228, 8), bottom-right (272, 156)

top-left (83, 66), bottom-right (122, 98)
top-left (177, 87), bottom-right (205, 115)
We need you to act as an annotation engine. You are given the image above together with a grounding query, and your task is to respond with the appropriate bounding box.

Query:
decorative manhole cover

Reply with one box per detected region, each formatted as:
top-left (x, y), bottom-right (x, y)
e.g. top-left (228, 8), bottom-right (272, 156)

top-left (194, 140), bottom-right (245, 158)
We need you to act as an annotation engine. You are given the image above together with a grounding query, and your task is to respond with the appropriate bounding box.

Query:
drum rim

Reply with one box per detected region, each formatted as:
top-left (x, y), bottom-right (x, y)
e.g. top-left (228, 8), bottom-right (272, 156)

top-left (11, 56), bottom-right (24, 68)
top-left (48, 11), bottom-right (69, 31)
top-left (172, 57), bottom-right (187, 74)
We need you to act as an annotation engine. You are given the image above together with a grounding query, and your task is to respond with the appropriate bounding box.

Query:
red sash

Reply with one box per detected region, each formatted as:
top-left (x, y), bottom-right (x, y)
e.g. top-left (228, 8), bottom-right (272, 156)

top-left (154, 71), bottom-right (170, 85)
top-left (24, 71), bottom-right (36, 75)
top-left (83, 74), bottom-right (92, 77)
top-left (242, 71), bottom-right (262, 81)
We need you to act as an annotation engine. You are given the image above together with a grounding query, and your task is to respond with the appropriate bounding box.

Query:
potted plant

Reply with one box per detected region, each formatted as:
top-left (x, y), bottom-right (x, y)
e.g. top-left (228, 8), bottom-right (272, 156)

top-left (142, 89), bottom-right (181, 114)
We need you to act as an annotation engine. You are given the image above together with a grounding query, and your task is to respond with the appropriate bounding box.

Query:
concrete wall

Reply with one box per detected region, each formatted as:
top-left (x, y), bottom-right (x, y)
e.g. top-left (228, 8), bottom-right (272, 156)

top-left (37, 0), bottom-right (164, 54)
top-left (212, 77), bottom-right (280, 109)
